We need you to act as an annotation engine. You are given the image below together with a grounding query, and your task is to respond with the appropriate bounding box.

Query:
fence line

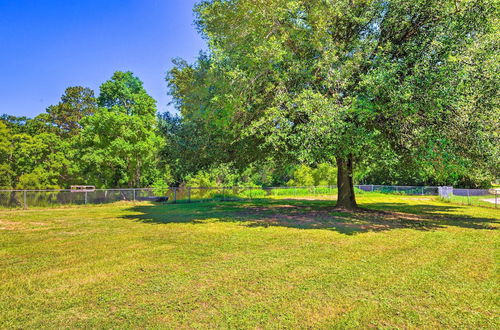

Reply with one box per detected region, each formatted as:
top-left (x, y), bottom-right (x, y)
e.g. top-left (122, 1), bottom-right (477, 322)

top-left (0, 185), bottom-right (498, 209)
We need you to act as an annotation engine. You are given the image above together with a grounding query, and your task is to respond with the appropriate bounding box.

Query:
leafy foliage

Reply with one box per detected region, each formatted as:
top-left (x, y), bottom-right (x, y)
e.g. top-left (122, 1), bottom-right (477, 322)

top-left (166, 0), bottom-right (500, 207)
top-left (288, 163), bottom-right (337, 187)
top-left (1, 1), bottom-right (498, 193)
top-left (0, 121), bottom-right (13, 188)
top-left (79, 72), bottom-right (165, 188)
top-left (1, 72), bottom-right (169, 189)
top-left (46, 87), bottom-right (97, 136)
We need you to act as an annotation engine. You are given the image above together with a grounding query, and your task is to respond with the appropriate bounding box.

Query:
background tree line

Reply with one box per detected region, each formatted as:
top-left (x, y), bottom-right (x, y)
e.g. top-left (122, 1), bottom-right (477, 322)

top-left (1, 0), bottom-right (498, 195)
top-left (0, 72), bottom-right (167, 189)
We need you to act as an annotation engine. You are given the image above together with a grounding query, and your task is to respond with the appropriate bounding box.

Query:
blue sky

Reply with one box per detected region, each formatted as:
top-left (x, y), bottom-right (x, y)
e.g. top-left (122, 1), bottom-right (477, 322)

top-left (0, 0), bottom-right (206, 117)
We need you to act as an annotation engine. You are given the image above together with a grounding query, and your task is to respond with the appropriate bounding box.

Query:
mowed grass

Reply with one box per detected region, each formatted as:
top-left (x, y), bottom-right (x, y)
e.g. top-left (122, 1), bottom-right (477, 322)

top-left (448, 194), bottom-right (499, 208)
top-left (0, 196), bottom-right (498, 328)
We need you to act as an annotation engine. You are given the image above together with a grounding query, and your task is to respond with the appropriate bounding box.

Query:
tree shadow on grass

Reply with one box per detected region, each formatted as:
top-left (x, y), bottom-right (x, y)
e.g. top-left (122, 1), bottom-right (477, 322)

top-left (121, 199), bottom-right (499, 235)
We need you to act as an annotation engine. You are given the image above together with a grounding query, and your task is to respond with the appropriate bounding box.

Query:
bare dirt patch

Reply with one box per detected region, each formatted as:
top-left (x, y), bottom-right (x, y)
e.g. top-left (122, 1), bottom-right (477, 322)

top-left (0, 220), bottom-right (22, 230)
top-left (0, 220), bottom-right (48, 231)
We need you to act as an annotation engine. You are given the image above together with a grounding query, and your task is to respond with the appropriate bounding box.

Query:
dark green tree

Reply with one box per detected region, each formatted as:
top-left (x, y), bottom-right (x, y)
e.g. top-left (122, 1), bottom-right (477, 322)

top-left (79, 71), bottom-right (165, 188)
top-left (0, 121), bottom-right (14, 188)
top-left (0, 115), bottom-right (29, 134)
top-left (1, 114), bottom-right (76, 189)
top-left (169, 0), bottom-right (499, 209)
top-left (98, 71), bottom-right (156, 117)
top-left (46, 86), bottom-right (97, 136)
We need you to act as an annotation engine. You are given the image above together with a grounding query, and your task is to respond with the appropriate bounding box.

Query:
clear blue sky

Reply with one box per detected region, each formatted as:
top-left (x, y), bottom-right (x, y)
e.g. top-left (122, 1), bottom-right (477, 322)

top-left (0, 0), bottom-right (206, 117)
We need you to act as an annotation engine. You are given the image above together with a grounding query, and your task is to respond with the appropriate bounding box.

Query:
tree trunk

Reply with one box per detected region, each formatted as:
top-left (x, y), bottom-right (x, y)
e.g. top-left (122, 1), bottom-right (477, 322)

top-left (336, 156), bottom-right (358, 210)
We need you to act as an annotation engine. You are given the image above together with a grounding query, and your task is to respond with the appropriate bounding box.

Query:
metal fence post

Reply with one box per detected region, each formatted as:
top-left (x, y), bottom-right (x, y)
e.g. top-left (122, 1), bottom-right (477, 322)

top-left (133, 189), bottom-right (136, 201)
top-left (173, 187), bottom-right (177, 204)
top-left (23, 190), bottom-right (27, 210)
top-left (467, 189), bottom-right (470, 205)
top-left (188, 187), bottom-right (191, 203)
top-left (85, 191), bottom-right (88, 205)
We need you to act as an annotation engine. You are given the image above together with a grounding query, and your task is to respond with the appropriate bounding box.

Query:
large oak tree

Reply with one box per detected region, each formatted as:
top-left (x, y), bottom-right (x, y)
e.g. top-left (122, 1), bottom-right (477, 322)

top-left (169, 0), bottom-right (499, 209)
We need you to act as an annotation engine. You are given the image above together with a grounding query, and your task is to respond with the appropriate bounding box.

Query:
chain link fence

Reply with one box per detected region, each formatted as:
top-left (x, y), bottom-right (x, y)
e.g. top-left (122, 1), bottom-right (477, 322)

top-left (445, 188), bottom-right (499, 208)
top-left (0, 186), bottom-right (338, 209)
top-left (357, 185), bottom-right (440, 195)
top-left (0, 185), bottom-right (498, 209)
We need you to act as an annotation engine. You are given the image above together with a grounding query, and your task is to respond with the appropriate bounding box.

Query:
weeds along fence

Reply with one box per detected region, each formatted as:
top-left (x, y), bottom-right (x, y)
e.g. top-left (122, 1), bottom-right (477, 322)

top-left (0, 185), bottom-right (498, 209)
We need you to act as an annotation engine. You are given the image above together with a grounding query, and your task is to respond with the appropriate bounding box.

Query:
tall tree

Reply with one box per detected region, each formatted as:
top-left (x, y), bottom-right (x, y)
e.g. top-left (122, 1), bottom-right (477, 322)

top-left (177, 0), bottom-right (499, 209)
top-left (0, 121), bottom-right (13, 188)
top-left (79, 71), bottom-right (165, 188)
top-left (98, 71), bottom-right (156, 117)
top-left (46, 87), bottom-right (97, 136)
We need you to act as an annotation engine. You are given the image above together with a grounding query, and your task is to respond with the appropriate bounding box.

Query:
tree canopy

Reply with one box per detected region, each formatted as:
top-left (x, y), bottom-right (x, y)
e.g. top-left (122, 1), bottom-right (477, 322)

top-left (166, 0), bottom-right (500, 208)
top-left (79, 71), bottom-right (164, 188)
top-left (46, 86), bottom-right (97, 137)
top-left (0, 72), bottom-right (168, 189)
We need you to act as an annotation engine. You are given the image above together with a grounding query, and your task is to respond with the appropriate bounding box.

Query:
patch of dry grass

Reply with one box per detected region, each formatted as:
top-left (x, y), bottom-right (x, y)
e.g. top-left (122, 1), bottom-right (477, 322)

top-left (0, 196), bottom-right (498, 328)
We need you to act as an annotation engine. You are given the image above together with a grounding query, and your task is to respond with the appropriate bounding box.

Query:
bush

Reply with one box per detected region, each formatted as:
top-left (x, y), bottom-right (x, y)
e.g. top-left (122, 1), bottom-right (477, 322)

top-left (288, 163), bottom-right (337, 187)
top-left (287, 165), bottom-right (315, 186)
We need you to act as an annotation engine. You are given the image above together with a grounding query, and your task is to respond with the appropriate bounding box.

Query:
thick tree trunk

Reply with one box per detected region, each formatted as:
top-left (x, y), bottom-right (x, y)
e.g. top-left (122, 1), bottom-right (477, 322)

top-left (336, 156), bottom-right (358, 210)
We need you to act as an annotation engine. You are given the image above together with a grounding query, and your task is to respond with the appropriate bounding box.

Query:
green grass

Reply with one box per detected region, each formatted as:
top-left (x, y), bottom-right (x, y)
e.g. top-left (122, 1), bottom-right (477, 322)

top-left (447, 194), bottom-right (498, 208)
top-left (1, 196), bottom-right (499, 328)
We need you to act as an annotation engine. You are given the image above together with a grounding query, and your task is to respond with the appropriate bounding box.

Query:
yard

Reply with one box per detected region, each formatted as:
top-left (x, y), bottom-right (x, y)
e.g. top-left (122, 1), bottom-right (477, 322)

top-left (1, 195), bottom-right (498, 328)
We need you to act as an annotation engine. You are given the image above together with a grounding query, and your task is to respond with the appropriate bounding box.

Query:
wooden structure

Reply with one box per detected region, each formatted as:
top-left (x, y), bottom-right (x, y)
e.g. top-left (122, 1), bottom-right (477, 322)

top-left (70, 185), bottom-right (96, 192)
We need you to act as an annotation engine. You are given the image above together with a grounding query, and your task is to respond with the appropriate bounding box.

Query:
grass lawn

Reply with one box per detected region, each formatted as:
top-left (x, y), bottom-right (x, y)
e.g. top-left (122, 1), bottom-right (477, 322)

top-left (448, 194), bottom-right (499, 208)
top-left (1, 195), bottom-right (499, 328)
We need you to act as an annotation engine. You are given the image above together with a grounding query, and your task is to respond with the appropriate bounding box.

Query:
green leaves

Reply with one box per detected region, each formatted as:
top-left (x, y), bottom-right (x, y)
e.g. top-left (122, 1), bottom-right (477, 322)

top-left (287, 163), bottom-right (338, 187)
top-left (78, 72), bottom-right (163, 188)
top-left (98, 71), bottom-right (157, 118)
top-left (0, 121), bottom-right (13, 188)
top-left (46, 86), bottom-right (97, 137)
top-left (1, 71), bottom-right (167, 189)
top-left (175, 0), bottom-right (499, 188)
